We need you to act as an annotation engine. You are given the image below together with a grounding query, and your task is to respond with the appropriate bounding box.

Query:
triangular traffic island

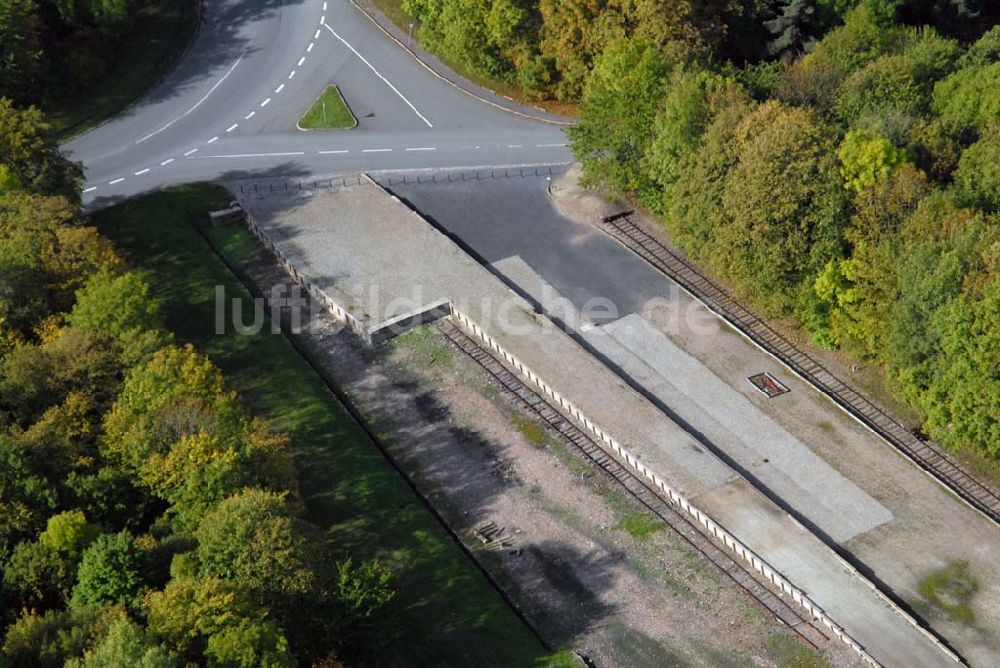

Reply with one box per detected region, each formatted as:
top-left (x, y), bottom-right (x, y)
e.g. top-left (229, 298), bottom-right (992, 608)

top-left (298, 85), bottom-right (357, 129)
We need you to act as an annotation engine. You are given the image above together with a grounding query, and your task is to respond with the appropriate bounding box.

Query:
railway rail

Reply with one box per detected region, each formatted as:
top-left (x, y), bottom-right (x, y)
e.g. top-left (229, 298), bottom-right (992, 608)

top-left (598, 213), bottom-right (1000, 526)
top-left (436, 318), bottom-right (832, 651)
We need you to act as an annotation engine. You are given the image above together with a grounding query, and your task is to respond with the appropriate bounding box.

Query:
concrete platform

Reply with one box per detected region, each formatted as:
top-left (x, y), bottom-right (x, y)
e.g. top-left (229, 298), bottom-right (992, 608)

top-left (234, 178), bottom-right (956, 667)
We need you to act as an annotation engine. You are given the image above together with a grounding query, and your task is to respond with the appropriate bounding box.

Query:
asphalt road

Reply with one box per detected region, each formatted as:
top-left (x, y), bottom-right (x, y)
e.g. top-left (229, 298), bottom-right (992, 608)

top-left (65, 0), bottom-right (572, 208)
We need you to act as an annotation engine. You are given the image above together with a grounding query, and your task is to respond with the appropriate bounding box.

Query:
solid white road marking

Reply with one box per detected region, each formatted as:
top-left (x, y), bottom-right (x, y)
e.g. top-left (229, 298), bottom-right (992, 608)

top-left (160, 158), bottom-right (174, 166)
top-left (136, 52), bottom-right (245, 143)
top-left (207, 136), bottom-right (219, 144)
top-left (193, 151), bottom-right (307, 158)
top-left (288, 70), bottom-right (296, 79)
top-left (362, 148), bottom-right (392, 153)
top-left (83, 186), bottom-right (97, 193)
top-left (227, 124), bottom-right (238, 132)
top-left (261, 98), bottom-right (271, 107)
top-left (405, 147), bottom-right (436, 151)
top-left (298, 56), bottom-right (306, 66)
top-left (245, 111), bottom-right (255, 119)
top-left (109, 177), bottom-right (124, 185)
top-left (134, 168), bottom-right (150, 175)
top-left (319, 149), bottom-right (350, 154)
top-left (307, 42), bottom-right (314, 52)
top-left (184, 148), bottom-right (198, 156)
top-left (323, 23), bottom-right (433, 127)
top-left (275, 84), bottom-right (284, 94)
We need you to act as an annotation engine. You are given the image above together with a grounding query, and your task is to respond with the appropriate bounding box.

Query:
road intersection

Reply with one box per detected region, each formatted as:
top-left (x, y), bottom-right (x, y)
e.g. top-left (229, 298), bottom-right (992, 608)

top-left (65, 0), bottom-right (572, 206)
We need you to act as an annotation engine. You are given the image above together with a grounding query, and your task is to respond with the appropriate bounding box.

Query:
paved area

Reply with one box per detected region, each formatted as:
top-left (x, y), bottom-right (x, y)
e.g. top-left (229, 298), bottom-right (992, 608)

top-left (235, 178), bottom-right (956, 667)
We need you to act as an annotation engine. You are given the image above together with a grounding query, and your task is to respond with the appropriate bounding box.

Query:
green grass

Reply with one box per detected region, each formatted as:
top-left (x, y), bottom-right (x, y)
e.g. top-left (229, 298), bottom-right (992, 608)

top-left (48, 0), bottom-right (199, 140)
top-left (916, 561), bottom-right (978, 625)
top-left (613, 514), bottom-right (663, 541)
top-left (768, 633), bottom-right (828, 668)
top-left (93, 185), bottom-right (550, 665)
top-left (298, 85), bottom-right (357, 129)
top-left (511, 414), bottom-right (549, 448)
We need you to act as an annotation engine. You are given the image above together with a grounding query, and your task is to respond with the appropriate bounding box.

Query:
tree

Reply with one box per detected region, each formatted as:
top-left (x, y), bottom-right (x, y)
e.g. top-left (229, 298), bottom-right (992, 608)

top-left (66, 614), bottom-right (178, 668)
top-left (765, 0), bottom-right (820, 62)
top-left (39, 510), bottom-right (101, 558)
top-left (838, 129), bottom-right (909, 192)
top-left (569, 37), bottom-right (670, 198)
top-left (932, 62), bottom-right (1000, 130)
top-left (72, 531), bottom-right (146, 609)
top-left (953, 125), bottom-right (1000, 211)
top-left (194, 489), bottom-right (318, 605)
top-left (1, 606), bottom-right (116, 668)
top-left (716, 101), bottom-right (848, 313)
top-left (0, 0), bottom-right (45, 100)
top-left (3, 539), bottom-right (77, 609)
top-left (146, 576), bottom-right (292, 666)
top-left (0, 100), bottom-right (83, 200)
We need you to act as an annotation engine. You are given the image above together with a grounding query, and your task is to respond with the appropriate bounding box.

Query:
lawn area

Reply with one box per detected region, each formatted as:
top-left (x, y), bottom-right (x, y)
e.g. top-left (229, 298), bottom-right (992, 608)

top-left (48, 0), bottom-right (199, 140)
top-left (92, 184), bottom-right (551, 665)
top-left (299, 86), bottom-right (357, 129)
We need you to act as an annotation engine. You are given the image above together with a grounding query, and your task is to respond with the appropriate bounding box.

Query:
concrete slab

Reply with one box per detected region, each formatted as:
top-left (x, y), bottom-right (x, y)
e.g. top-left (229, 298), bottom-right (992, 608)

top-left (235, 180), bottom-right (955, 668)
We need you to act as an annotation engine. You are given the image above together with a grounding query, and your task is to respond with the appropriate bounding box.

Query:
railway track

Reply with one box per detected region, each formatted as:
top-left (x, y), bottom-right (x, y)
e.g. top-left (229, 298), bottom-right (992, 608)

top-left (598, 213), bottom-right (1000, 527)
top-left (437, 318), bottom-right (832, 651)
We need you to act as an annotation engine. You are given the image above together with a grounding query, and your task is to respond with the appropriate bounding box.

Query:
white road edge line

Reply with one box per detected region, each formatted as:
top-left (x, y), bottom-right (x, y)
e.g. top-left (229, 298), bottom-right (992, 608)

top-left (136, 52), bottom-right (245, 144)
top-left (109, 178), bottom-right (124, 185)
top-left (275, 84), bottom-right (285, 94)
top-left (184, 148), bottom-right (198, 156)
top-left (261, 98), bottom-right (271, 107)
top-left (160, 158), bottom-right (174, 166)
top-left (323, 23), bottom-right (433, 128)
top-left (245, 111), bottom-right (255, 119)
top-left (134, 168), bottom-right (150, 175)
top-left (319, 150), bottom-right (349, 154)
top-left (207, 136), bottom-right (219, 144)
top-left (227, 124), bottom-right (238, 132)
top-left (405, 147), bottom-right (436, 151)
top-left (83, 186), bottom-right (97, 193)
top-left (362, 148), bottom-right (392, 153)
top-left (192, 152), bottom-right (307, 158)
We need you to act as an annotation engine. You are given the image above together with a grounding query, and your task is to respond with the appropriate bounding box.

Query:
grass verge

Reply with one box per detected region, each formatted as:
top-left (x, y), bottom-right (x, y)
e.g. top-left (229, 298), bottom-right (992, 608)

top-left (915, 561), bottom-right (978, 625)
top-left (298, 85), bottom-right (357, 130)
top-left (92, 184), bottom-right (550, 665)
top-left (49, 0), bottom-right (199, 140)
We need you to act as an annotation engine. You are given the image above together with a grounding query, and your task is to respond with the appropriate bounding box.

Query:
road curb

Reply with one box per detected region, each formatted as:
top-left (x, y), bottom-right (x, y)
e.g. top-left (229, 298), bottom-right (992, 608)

top-left (347, 0), bottom-right (574, 127)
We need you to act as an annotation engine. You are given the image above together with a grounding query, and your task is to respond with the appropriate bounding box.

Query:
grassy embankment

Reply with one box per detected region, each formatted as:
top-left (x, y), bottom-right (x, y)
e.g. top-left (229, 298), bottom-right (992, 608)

top-left (93, 184), bottom-right (555, 665)
top-left (299, 86), bottom-right (357, 129)
top-left (49, 0), bottom-right (199, 140)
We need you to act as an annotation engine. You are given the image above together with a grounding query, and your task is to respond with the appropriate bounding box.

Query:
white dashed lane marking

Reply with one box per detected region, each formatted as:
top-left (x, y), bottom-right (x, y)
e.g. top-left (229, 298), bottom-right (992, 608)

top-left (405, 147), bottom-right (436, 152)
top-left (314, 29), bottom-right (321, 39)
top-left (298, 57), bottom-right (306, 66)
top-left (319, 149), bottom-right (349, 154)
top-left (134, 168), bottom-right (150, 175)
top-left (227, 124), bottom-right (238, 132)
top-left (160, 158), bottom-right (174, 166)
top-left (207, 136), bottom-right (219, 144)
top-left (84, 186), bottom-right (97, 193)
top-left (109, 177), bottom-right (124, 185)
top-left (536, 143), bottom-right (567, 147)
top-left (261, 98), bottom-right (271, 107)
top-left (275, 84), bottom-right (284, 94)
top-left (288, 70), bottom-right (296, 79)
top-left (362, 148), bottom-right (392, 153)
top-left (245, 111), bottom-right (255, 119)
top-left (307, 42), bottom-right (314, 52)
top-left (322, 2), bottom-right (327, 10)
top-left (194, 151), bottom-right (306, 158)
top-left (184, 148), bottom-right (198, 156)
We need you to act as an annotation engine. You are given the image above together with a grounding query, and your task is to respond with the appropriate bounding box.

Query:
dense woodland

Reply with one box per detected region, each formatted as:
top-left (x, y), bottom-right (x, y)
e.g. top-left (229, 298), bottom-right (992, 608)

top-left (401, 0), bottom-right (1000, 459)
top-left (0, 0), bottom-right (136, 106)
top-left (0, 105), bottom-right (394, 665)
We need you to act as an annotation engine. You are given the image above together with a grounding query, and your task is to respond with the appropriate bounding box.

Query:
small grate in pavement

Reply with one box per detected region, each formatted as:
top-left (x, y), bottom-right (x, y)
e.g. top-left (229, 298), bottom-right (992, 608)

top-left (748, 372), bottom-right (789, 398)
